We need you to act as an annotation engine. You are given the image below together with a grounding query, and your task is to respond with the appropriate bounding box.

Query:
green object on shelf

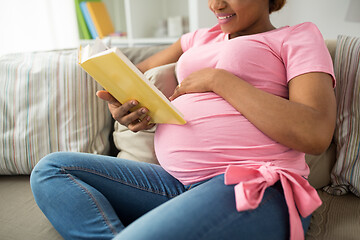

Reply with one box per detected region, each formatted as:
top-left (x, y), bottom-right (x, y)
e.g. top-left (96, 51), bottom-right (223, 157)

top-left (74, 0), bottom-right (101, 39)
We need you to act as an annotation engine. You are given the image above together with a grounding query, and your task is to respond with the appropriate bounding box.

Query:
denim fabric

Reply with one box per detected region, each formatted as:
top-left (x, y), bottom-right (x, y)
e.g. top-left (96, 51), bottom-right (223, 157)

top-left (30, 152), bottom-right (311, 240)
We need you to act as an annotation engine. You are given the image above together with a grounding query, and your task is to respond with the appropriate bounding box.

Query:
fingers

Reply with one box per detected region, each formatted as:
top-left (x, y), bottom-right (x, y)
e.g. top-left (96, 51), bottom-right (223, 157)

top-left (119, 106), bottom-right (147, 126)
top-left (96, 90), bottom-right (154, 132)
top-left (119, 107), bottom-right (155, 132)
top-left (128, 115), bottom-right (156, 133)
top-left (169, 83), bottom-right (184, 101)
top-left (96, 90), bottom-right (138, 121)
top-left (96, 90), bottom-right (120, 106)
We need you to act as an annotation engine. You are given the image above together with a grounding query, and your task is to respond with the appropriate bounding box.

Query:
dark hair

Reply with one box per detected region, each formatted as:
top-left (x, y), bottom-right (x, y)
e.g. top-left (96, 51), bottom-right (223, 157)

top-left (269, 0), bottom-right (286, 13)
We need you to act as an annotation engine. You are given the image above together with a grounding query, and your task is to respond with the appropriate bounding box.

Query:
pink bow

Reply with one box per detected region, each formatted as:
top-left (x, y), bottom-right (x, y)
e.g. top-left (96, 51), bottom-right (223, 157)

top-left (225, 164), bottom-right (322, 240)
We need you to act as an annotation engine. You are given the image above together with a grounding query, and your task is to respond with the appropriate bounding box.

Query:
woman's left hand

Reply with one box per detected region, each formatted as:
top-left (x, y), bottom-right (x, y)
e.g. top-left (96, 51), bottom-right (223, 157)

top-left (169, 68), bottom-right (224, 101)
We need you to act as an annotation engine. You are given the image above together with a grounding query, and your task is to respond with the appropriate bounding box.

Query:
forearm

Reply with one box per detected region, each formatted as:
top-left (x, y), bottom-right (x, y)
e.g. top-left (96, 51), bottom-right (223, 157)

top-left (136, 39), bottom-right (183, 73)
top-left (212, 70), bottom-right (336, 155)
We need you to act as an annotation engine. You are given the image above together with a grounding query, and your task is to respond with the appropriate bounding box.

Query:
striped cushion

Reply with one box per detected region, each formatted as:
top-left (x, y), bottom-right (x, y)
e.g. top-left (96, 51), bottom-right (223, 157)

top-left (0, 49), bottom-right (112, 175)
top-left (323, 35), bottom-right (360, 196)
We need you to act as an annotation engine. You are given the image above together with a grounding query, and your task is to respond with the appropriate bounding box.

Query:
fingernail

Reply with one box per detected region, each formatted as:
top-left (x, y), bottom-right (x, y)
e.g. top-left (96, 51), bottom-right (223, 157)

top-left (141, 108), bottom-right (147, 114)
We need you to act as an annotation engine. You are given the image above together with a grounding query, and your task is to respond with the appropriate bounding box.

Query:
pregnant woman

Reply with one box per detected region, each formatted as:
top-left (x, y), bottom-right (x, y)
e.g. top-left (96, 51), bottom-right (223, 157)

top-left (31, 0), bottom-right (336, 239)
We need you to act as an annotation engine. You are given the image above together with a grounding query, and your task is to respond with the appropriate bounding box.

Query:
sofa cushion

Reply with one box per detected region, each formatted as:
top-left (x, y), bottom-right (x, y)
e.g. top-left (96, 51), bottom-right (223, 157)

top-left (325, 39), bottom-right (336, 62)
top-left (0, 176), bottom-right (63, 240)
top-left (323, 35), bottom-right (360, 197)
top-left (113, 63), bottom-right (178, 164)
top-left (120, 45), bottom-right (168, 65)
top-left (0, 49), bottom-right (112, 175)
top-left (306, 191), bottom-right (360, 240)
top-left (305, 143), bottom-right (336, 189)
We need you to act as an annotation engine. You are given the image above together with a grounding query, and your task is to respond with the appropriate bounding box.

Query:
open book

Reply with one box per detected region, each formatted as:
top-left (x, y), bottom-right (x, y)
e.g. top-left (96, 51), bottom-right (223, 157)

top-left (78, 39), bottom-right (186, 125)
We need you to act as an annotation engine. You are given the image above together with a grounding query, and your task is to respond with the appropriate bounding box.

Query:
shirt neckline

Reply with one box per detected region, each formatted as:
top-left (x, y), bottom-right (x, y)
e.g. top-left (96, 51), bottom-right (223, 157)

top-left (225, 25), bottom-right (290, 40)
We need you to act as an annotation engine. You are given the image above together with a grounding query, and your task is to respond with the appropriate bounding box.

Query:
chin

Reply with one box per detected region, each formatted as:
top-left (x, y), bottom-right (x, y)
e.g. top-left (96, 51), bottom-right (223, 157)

top-left (219, 26), bottom-right (232, 34)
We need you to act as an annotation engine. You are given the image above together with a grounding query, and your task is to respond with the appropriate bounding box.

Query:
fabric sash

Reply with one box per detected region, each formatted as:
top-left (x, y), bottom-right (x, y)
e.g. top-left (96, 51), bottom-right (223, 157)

top-left (225, 163), bottom-right (322, 240)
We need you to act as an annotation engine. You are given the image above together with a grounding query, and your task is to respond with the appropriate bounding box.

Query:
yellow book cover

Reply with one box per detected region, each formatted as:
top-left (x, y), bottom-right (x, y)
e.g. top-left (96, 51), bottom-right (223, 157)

top-left (86, 1), bottom-right (114, 38)
top-left (78, 39), bottom-right (186, 125)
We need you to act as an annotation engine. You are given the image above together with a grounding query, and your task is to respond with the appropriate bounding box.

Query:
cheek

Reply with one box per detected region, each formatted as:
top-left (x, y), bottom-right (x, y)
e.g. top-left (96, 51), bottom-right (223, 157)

top-left (207, 0), bottom-right (215, 13)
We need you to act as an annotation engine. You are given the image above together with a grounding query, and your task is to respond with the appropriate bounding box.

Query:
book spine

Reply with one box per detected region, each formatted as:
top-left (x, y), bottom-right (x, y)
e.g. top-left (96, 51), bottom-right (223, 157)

top-left (74, 0), bottom-right (91, 39)
top-left (87, 2), bottom-right (115, 38)
top-left (80, 1), bottom-right (98, 39)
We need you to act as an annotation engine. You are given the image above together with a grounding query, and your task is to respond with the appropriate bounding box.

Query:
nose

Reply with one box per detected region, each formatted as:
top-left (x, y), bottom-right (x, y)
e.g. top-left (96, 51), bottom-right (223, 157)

top-left (208, 0), bottom-right (226, 11)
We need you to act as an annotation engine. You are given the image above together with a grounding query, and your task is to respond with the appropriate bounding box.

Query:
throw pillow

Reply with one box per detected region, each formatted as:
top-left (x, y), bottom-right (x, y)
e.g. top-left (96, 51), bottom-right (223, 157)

top-left (113, 63), bottom-right (178, 164)
top-left (323, 35), bottom-right (360, 197)
top-left (0, 49), bottom-right (112, 175)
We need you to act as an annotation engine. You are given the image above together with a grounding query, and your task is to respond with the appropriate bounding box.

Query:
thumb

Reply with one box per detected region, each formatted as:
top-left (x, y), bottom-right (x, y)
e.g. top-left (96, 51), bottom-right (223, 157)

top-left (169, 84), bottom-right (183, 101)
top-left (96, 90), bottom-right (121, 106)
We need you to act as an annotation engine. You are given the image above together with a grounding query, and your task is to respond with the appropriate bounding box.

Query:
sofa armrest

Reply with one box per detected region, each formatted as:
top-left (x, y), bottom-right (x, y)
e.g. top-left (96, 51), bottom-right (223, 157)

top-left (305, 142), bottom-right (336, 189)
top-left (325, 39), bottom-right (337, 63)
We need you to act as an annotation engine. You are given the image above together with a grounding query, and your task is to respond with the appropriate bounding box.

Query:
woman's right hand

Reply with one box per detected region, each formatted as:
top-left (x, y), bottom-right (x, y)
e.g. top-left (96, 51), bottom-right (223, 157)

top-left (96, 90), bottom-right (155, 132)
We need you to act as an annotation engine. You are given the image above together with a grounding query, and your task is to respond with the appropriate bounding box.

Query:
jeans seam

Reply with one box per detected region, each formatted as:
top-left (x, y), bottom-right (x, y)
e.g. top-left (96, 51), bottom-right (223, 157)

top-left (148, 164), bottom-right (182, 198)
top-left (64, 171), bottom-right (119, 236)
top-left (62, 166), bottom-right (179, 198)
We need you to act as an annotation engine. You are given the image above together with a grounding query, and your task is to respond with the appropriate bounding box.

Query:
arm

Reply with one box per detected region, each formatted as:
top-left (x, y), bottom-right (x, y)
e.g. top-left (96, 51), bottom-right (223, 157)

top-left (136, 39), bottom-right (183, 73)
top-left (97, 39), bottom-right (184, 132)
top-left (171, 69), bottom-right (336, 155)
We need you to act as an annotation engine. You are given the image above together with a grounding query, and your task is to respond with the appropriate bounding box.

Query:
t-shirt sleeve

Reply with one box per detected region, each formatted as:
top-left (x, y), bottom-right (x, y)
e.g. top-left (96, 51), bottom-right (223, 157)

top-left (180, 31), bottom-right (195, 53)
top-left (180, 27), bottom-right (219, 53)
top-left (181, 29), bottom-right (207, 53)
top-left (281, 22), bottom-right (335, 86)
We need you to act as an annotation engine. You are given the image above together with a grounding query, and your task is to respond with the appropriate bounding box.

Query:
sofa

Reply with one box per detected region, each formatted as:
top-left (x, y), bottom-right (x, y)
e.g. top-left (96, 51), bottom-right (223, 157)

top-left (0, 35), bottom-right (359, 240)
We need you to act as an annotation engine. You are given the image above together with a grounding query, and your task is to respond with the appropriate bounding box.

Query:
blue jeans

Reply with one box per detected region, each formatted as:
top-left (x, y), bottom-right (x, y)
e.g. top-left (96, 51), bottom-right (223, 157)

top-left (30, 152), bottom-right (311, 240)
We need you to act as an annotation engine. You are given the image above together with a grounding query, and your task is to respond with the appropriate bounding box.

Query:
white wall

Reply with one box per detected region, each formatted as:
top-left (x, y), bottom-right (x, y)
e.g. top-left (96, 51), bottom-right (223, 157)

top-left (0, 0), bottom-right (79, 56)
top-left (1, 0), bottom-right (359, 56)
top-left (103, 0), bottom-right (126, 33)
top-left (194, 0), bottom-right (218, 30)
top-left (192, 0), bottom-right (360, 40)
top-left (271, 0), bottom-right (360, 39)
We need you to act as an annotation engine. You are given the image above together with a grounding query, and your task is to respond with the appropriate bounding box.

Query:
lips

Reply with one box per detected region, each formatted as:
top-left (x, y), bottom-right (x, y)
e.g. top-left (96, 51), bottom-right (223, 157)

top-left (216, 13), bottom-right (236, 24)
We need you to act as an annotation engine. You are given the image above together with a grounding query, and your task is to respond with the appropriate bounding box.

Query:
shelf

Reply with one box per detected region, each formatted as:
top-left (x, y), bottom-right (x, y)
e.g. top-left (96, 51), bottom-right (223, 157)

top-left (80, 37), bottom-right (178, 48)
top-left (124, 37), bottom-right (178, 46)
top-left (85, 0), bottom-right (217, 47)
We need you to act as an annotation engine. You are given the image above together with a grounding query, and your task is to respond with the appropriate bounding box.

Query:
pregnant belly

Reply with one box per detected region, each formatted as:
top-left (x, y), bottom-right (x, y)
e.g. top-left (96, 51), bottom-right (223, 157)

top-left (154, 93), bottom-right (293, 184)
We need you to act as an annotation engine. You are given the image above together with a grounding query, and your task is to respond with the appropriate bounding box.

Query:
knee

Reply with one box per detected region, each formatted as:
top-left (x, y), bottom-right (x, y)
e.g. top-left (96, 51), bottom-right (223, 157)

top-left (30, 152), bottom-right (67, 195)
top-left (31, 152), bottom-right (65, 174)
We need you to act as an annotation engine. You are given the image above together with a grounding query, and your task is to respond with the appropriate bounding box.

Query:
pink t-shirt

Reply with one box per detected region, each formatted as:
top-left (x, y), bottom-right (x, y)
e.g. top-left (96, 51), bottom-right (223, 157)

top-left (155, 22), bottom-right (335, 185)
top-left (154, 22), bottom-right (335, 240)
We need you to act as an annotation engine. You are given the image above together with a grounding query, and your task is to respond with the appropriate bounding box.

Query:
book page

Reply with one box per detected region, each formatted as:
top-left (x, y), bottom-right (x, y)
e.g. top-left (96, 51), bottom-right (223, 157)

top-left (90, 38), bottom-right (109, 56)
top-left (79, 38), bottom-right (109, 64)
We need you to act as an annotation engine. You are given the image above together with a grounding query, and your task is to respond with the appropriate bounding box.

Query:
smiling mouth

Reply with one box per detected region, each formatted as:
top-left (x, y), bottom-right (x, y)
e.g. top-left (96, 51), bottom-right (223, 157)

top-left (217, 13), bottom-right (236, 20)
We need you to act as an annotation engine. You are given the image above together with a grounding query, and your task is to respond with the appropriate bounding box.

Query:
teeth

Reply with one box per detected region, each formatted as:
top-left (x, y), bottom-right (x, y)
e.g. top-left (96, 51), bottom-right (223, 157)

top-left (218, 14), bottom-right (235, 20)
